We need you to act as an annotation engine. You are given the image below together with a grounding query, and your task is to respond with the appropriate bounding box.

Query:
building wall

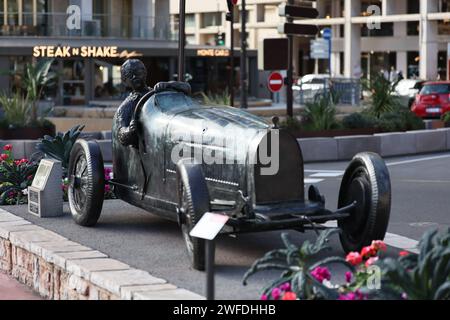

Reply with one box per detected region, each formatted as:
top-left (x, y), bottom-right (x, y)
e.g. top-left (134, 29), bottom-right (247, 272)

top-left (169, 0), bottom-right (450, 80)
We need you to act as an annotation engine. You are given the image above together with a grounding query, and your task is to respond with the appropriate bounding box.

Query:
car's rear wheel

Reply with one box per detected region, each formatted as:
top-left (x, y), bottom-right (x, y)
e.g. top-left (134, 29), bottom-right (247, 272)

top-left (68, 140), bottom-right (105, 227)
top-left (177, 160), bottom-right (210, 271)
top-left (338, 153), bottom-right (391, 253)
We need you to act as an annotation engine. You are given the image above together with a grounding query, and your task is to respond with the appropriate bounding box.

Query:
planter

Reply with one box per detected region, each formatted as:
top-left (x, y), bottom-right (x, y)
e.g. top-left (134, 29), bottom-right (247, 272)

top-left (287, 128), bottom-right (381, 139)
top-left (0, 125), bottom-right (56, 140)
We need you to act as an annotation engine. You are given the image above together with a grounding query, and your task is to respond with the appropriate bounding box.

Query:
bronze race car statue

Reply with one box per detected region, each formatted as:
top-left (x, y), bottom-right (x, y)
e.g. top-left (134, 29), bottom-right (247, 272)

top-left (68, 60), bottom-right (391, 271)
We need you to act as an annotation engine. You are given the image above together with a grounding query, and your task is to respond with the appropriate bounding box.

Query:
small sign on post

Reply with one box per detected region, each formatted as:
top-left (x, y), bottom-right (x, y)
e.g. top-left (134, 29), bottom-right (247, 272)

top-left (190, 212), bottom-right (230, 300)
top-left (28, 159), bottom-right (63, 218)
top-left (268, 72), bottom-right (284, 93)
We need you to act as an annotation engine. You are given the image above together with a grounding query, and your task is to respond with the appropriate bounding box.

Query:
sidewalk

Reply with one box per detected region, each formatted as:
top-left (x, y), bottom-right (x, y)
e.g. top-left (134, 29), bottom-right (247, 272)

top-left (0, 273), bottom-right (42, 300)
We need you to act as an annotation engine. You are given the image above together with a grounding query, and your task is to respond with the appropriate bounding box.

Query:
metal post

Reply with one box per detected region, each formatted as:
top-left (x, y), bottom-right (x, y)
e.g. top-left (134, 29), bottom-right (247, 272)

top-left (286, 0), bottom-right (294, 118)
top-left (240, 0), bottom-right (248, 109)
top-left (206, 240), bottom-right (216, 300)
top-left (178, 0), bottom-right (186, 82)
top-left (230, 8), bottom-right (235, 107)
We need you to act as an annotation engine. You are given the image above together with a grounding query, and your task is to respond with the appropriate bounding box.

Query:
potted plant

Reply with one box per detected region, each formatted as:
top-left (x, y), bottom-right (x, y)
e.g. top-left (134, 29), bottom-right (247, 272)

top-left (441, 112), bottom-right (450, 128)
top-left (0, 59), bottom-right (57, 139)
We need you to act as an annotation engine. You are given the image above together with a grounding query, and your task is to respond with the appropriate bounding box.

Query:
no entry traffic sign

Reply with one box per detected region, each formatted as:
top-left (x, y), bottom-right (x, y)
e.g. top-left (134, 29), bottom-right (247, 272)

top-left (268, 72), bottom-right (284, 93)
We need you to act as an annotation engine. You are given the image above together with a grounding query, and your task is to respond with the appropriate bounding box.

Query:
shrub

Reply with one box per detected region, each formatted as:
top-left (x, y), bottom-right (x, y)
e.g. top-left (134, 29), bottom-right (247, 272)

top-left (441, 112), bottom-right (450, 123)
top-left (342, 113), bottom-right (378, 129)
top-left (280, 117), bottom-right (302, 131)
top-left (0, 92), bottom-right (32, 128)
top-left (0, 145), bottom-right (38, 205)
top-left (36, 125), bottom-right (85, 171)
top-left (302, 93), bottom-right (339, 131)
top-left (198, 89), bottom-right (231, 106)
top-left (364, 73), bottom-right (402, 118)
top-left (245, 228), bottom-right (450, 300)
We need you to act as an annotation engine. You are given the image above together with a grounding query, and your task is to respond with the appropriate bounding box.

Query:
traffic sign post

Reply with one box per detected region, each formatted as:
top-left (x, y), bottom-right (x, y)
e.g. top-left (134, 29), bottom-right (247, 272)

top-left (321, 28), bottom-right (332, 75)
top-left (279, 1), bottom-right (319, 117)
top-left (268, 72), bottom-right (284, 93)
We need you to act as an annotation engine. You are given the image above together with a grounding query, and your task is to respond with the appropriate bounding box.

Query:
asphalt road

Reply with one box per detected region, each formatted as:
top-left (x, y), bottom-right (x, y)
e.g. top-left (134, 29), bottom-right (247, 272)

top-left (4, 152), bottom-right (450, 299)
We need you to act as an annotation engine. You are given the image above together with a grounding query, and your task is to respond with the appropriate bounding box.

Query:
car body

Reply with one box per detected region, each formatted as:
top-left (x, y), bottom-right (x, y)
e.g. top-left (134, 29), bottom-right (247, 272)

top-left (411, 81), bottom-right (450, 118)
top-left (392, 79), bottom-right (426, 108)
top-left (68, 86), bottom-right (392, 270)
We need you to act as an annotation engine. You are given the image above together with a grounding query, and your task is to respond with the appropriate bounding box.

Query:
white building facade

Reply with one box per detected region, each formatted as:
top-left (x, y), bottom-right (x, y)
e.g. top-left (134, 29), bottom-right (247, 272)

top-left (170, 0), bottom-right (450, 81)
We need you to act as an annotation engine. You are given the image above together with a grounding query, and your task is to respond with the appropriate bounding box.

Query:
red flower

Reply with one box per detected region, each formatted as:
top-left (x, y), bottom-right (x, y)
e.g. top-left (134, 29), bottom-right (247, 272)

top-left (311, 267), bottom-right (331, 283)
top-left (371, 240), bottom-right (387, 252)
top-left (365, 257), bottom-right (379, 268)
top-left (282, 292), bottom-right (297, 301)
top-left (399, 251), bottom-right (409, 257)
top-left (361, 246), bottom-right (377, 258)
top-left (0, 154), bottom-right (9, 161)
top-left (346, 252), bottom-right (363, 266)
top-left (3, 144), bottom-right (12, 151)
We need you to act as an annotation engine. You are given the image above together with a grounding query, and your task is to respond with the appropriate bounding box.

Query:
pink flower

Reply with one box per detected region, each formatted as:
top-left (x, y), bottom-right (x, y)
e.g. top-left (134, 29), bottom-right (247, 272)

top-left (371, 240), bottom-right (387, 252)
top-left (365, 257), bottom-right (379, 268)
top-left (401, 292), bottom-right (408, 300)
top-left (345, 271), bottom-right (353, 283)
top-left (0, 154), bottom-right (9, 161)
top-left (399, 251), bottom-right (409, 257)
top-left (282, 292), bottom-right (297, 300)
top-left (311, 267), bottom-right (331, 283)
top-left (261, 294), bottom-right (268, 301)
top-left (338, 290), bottom-right (366, 301)
top-left (361, 246), bottom-right (377, 259)
top-left (105, 184), bottom-right (111, 193)
top-left (280, 283), bottom-right (291, 292)
top-left (3, 144), bottom-right (12, 151)
top-left (271, 288), bottom-right (281, 300)
top-left (346, 252), bottom-right (363, 266)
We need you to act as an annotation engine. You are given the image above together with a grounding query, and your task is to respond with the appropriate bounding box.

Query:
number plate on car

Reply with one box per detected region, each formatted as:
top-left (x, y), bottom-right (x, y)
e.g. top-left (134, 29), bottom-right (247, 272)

top-left (426, 107), bottom-right (441, 113)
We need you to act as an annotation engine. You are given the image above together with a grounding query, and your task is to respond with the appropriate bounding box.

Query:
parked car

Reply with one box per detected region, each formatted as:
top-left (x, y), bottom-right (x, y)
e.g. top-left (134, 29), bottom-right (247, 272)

top-left (68, 84), bottom-right (392, 271)
top-left (392, 79), bottom-right (426, 108)
top-left (293, 74), bottom-right (332, 103)
top-left (411, 81), bottom-right (450, 118)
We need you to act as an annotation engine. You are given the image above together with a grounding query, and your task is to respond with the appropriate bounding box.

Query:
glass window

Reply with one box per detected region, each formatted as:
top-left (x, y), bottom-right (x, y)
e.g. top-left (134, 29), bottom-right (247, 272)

top-left (186, 14), bottom-right (195, 28)
top-left (420, 84), bottom-right (450, 95)
top-left (202, 12), bottom-right (222, 28)
top-left (94, 61), bottom-right (123, 99)
top-left (155, 92), bottom-right (198, 114)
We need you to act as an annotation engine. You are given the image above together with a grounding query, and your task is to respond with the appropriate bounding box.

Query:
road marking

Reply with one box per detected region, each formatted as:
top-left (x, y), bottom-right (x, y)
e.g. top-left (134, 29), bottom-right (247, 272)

top-left (310, 172), bottom-right (344, 178)
top-left (305, 178), bottom-right (324, 184)
top-left (322, 222), bottom-right (420, 254)
top-left (386, 154), bottom-right (450, 167)
top-left (305, 169), bottom-right (345, 174)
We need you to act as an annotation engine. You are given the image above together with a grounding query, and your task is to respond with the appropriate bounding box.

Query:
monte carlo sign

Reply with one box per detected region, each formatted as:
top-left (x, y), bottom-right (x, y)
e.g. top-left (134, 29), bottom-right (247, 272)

top-left (33, 46), bottom-right (143, 59)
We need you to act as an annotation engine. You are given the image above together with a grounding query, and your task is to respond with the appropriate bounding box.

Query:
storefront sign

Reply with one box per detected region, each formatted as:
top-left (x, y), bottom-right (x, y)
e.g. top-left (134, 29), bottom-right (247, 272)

top-left (197, 49), bottom-right (230, 57)
top-left (33, 46), bottom-right (143, 59)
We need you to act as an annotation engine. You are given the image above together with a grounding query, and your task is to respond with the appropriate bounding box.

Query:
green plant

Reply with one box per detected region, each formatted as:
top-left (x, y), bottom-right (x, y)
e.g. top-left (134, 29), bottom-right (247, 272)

top-left (377, 108), bottom-right (425, 132)
top-left (364, 73), bottom-right (402, 118)
top-left (302, 93), bottom-right (338, 131)
top-left (342, 112), bottom-right (378, 129)
top-left (280, 116), bottom-right (302, 131)
top-left (0, 92), bottom-right (32, 127)
top-left (15, 59), bottom-right (57, 123)
top-left (36, 125), bottom-right (85, 170)
top-left (199, 89), bottom-right (231, 106)
top-left (243, 229), bottom-right (354, 300)
top-left (0, 145), bottom-right (38, 205)
top-left (441, 112), bottom-right (450, 123)
top-left (376, 228), bottom-right (450, 300)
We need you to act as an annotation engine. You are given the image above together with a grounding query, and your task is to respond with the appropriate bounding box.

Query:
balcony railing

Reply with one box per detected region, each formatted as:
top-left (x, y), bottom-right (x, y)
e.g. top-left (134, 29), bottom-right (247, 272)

top-left (0, 12), bottom-right (176, 40)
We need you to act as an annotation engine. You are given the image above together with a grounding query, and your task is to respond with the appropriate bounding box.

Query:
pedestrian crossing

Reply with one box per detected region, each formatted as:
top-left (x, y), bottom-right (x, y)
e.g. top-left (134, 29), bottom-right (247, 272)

top-left (304, 170), bottom-right (344, 185)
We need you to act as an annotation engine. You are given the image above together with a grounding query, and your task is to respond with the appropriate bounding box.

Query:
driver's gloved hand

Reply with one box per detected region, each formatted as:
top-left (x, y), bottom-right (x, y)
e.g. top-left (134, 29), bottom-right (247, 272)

top-left (129, 120), bottom-right (138, 133)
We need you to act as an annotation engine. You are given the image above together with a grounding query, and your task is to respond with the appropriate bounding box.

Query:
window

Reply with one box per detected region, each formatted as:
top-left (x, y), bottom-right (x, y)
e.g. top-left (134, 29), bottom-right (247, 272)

top-left (202, 12), bottom-right (222, 28)
top-left (1, 0), bottom-right (48, 36)
top-left (420, 84), bottom-right (450, 95)
top-left (186, 14), bottom-right (195, 28)
top-left (361, 23), bottom-right (393, 37)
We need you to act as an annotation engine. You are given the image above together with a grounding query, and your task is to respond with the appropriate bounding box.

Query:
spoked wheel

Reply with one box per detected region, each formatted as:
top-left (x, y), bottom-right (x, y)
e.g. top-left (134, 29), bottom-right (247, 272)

top-left (68, 140), bottom-right (105, 227)
top-left (338, 153), bottom-right (391, 253)
top-left (177, 160), bottom-right (210, 271)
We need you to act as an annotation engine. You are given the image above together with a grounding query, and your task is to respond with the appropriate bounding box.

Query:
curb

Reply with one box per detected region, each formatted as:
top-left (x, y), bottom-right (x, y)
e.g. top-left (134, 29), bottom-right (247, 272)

top-left (0, 208), bottom-right (204, 300)
top-left (299, 128), bottom-right (450, 163)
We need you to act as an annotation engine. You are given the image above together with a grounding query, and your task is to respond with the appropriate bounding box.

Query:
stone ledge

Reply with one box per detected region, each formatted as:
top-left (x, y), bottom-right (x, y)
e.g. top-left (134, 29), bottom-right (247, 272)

top-left (0, 209), bottom-right (204, 300)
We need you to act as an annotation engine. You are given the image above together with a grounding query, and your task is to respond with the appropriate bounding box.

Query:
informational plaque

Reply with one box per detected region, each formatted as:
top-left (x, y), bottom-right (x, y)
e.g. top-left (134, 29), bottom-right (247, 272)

top-left (28, 159), bottom-right (63, 218)
top-left (190, 213), bottom-right (229, 241)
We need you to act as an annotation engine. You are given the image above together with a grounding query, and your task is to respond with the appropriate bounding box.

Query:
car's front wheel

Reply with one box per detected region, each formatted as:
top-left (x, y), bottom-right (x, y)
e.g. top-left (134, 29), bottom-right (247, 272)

top-left (338, 153), bottom-right (391, 253)
top-left (177, 160), bottom-right (210, 271)
top-left (68, 140), bottom-right (105, 227)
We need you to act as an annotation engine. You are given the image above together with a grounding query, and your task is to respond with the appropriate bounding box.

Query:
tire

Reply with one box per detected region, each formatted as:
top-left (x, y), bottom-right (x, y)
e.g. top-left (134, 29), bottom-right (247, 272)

top-left (177, 160), bottom-right (210, 271)
top-left (68, 140), bottom-right (105, 227)
top-left (338, 152), bottom-right (391, 253)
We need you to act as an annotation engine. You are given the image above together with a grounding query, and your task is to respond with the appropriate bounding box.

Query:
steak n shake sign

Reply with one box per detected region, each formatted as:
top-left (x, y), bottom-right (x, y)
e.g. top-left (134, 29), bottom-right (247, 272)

top-left (33, 46), bottom-right (143, 59)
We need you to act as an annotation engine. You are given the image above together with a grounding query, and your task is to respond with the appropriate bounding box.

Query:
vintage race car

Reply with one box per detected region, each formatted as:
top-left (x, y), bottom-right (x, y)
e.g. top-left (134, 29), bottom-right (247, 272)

top-left (68, 85), bottom-right (391, 271)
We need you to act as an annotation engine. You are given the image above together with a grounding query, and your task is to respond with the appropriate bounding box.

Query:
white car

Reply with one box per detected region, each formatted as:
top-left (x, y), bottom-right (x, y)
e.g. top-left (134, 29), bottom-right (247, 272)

top-left (393, 79), bottom-right (426, 108)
